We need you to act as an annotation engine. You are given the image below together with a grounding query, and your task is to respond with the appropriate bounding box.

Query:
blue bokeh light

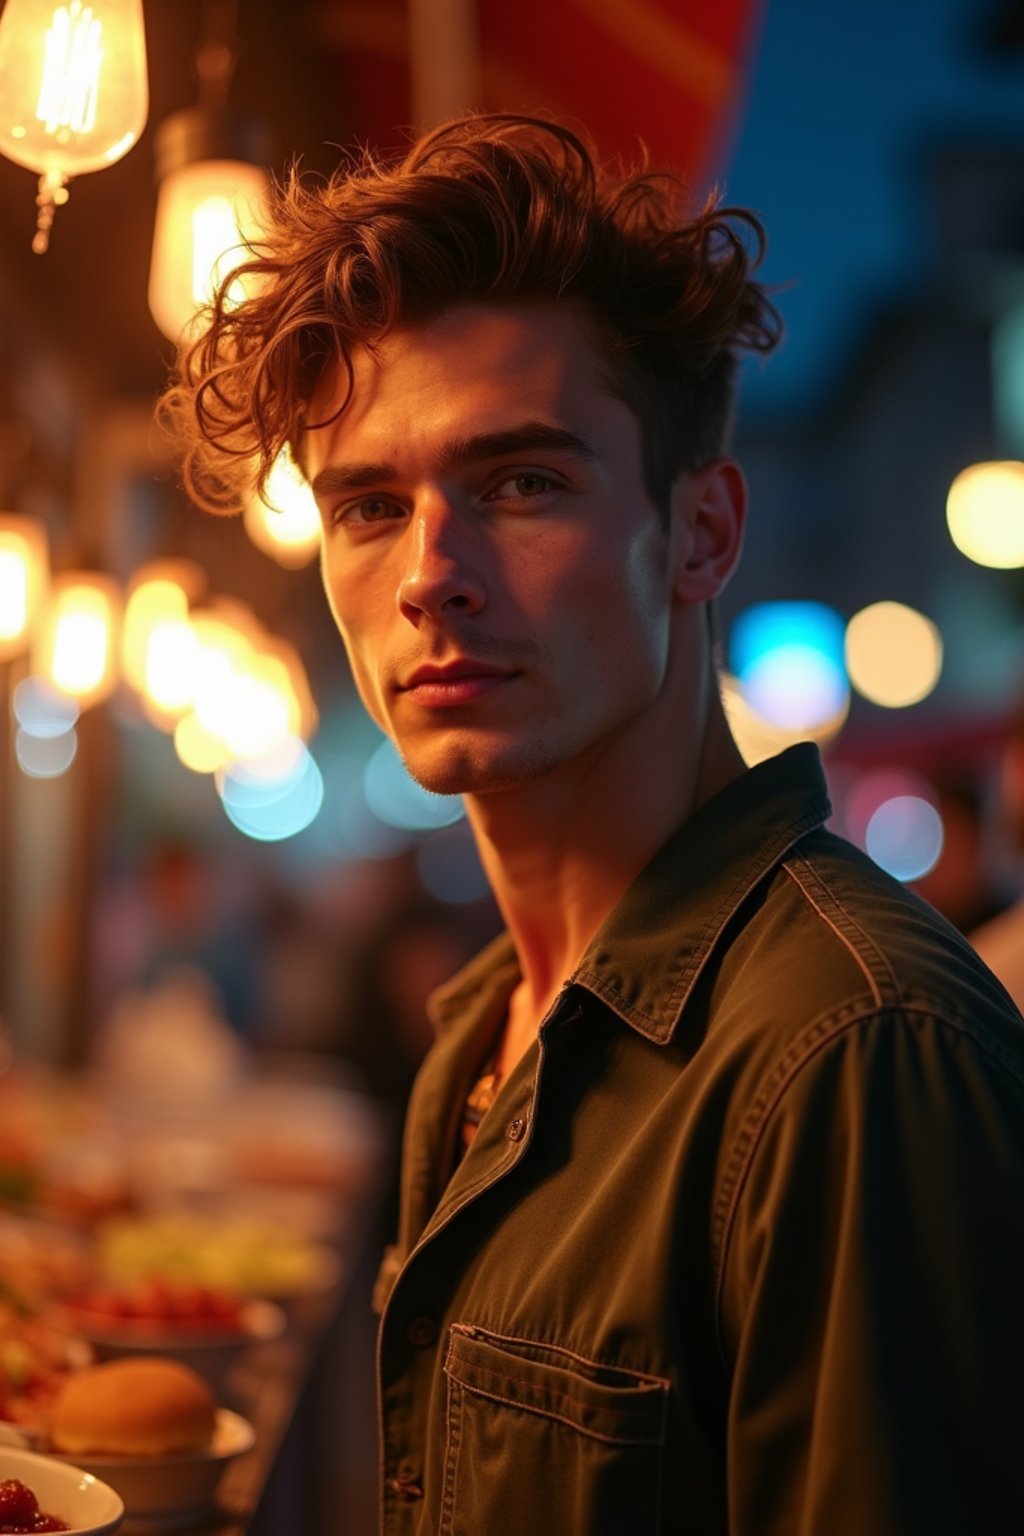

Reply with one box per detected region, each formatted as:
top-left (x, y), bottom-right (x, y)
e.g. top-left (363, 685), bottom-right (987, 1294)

top-left (219, 742), bottom-right (324, 841)
top-left (865, 795), bottom-right (944, 882)
top-left (13, 676), bottom-right (79, 739)
top-left (16, 726), bottom-right (77, 778)
top-left (364, 737), bottom-right (465, 831)
top-left (730, 602), bottom-right (848, 729)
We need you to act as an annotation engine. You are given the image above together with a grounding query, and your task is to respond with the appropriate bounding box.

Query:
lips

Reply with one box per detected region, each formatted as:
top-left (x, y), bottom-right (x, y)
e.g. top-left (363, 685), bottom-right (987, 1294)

top-left (401, 660), bottom-right (515, 690)
top-left (398, 658), bottom-right (518, 708)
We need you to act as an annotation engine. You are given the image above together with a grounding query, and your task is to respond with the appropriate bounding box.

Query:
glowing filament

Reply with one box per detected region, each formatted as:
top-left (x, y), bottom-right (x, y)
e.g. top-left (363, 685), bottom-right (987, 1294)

top-left (37, 2), bottom-right (103, 137)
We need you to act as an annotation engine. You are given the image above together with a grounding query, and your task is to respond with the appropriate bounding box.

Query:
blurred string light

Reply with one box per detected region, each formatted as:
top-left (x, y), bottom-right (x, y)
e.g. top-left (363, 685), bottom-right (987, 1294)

top-left (0, 512), bottom-right (48, 659)
top-left (132, 597), bottom-right (324, 843)
top-left (844, 600), bottom-right (943, 708)
top-left (243, 446), bottom-right (322, 569)
top-left (729, 601), bottom-right (849, 731)
top-left (946, 461), bottom-right (1024, 569)
top-left (158, 603), bottom-right (317, 782)
top-left (32, 570), bottom-right (120, 707)
top-left (122, 559), bottom-right (205, 714)
top-left (0, 0), bottom-right (149, 251)
top-left (0, 522), bottom-right (323, 830)
top-left (842, 768), bottom-right (944, 883)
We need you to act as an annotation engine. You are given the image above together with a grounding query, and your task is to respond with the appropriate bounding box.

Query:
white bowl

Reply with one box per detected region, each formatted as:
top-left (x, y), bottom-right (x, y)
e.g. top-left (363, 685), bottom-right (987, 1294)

top-left (59, 1299), bottom-right (286, 1393)
top-left (0, 1443), bottom-right (123, 1533)
top-left (56, 1409), bottom-right (255, 1528)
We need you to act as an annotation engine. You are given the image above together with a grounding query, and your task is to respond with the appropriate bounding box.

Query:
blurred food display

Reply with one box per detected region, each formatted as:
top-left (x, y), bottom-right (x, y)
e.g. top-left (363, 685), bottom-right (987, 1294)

top-left (0, 1050), bottom-right (386, 1529)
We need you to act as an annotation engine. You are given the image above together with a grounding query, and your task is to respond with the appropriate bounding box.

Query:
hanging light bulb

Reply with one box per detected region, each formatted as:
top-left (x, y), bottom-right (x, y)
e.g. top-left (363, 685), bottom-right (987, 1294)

top-left (148, 17), bottom-right (272, 343)
top-left (0, 0), bottom-right (148, 252)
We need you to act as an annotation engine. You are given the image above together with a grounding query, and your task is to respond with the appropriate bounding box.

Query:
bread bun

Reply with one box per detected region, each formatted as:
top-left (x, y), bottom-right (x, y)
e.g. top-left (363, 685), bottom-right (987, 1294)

top-left (51, 1356), bottom-right (217, 1456)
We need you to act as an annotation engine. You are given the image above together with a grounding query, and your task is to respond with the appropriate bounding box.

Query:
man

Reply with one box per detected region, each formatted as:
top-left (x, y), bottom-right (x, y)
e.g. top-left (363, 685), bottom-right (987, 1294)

top-left (166, 114), bottom-right (1024, 1534)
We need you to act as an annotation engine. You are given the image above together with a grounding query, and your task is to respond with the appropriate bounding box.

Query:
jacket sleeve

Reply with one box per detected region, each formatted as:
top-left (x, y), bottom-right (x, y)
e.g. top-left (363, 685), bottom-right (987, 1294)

top-left (717, 1008), bottom-right (1024, 1536)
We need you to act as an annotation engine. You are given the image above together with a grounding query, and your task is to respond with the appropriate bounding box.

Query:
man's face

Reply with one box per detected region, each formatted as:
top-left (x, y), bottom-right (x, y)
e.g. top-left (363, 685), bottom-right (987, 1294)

top-left (306, 302), bottom-right (683, 798)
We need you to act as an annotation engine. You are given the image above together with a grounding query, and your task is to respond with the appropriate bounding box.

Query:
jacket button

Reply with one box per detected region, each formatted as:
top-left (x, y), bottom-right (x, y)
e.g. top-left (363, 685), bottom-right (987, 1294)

top-left (506, 1117), bottom-right (526, 1141)
top-left (406, 1314), bottom-right (438, 1347)
top-left (385, 1475), bottom-right (424, 1501)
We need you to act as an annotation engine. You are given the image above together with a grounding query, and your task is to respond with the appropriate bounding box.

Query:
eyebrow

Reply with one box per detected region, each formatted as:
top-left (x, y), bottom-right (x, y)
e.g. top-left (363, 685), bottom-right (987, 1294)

top-left (310, 421), bottom-right (598, 501)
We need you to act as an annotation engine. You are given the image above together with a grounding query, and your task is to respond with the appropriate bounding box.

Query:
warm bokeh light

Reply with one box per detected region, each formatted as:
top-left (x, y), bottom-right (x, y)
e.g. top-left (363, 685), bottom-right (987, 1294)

top-left (142, 617), bottom-right (200, 719)
top-left (0, 549), bottom-right (29, 643)
top-left (946, 460), bottom-right (1024, 569)
top-left (173, 711), bottom-right (233, 775)
top-left (259, 637), bottom-right (318, 743)
top-left (0, 513), bottom-right (48, 659)
top-left (215, 666), bottom-right (294, 762)
top-left (720, 673), bottom-right (849, 766)
top-left (243, 446), bottom-right (322, 569)
top-left (34, 571), bottom-right (120, 706)
top-left (122, 563), bottom-right (203, 695)
top-left (845, 600), bottom-right (943, 708)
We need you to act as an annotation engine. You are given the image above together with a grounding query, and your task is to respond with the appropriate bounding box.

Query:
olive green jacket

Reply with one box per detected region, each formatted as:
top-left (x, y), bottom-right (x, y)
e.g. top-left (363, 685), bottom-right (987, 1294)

top-left (376, 744), bottom-right (1024, 1534)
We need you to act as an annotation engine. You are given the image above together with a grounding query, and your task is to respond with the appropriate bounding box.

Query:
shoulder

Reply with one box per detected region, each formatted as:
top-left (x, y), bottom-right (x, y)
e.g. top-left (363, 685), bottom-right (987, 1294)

top-left (707, 823), bottom-right (1024, 1267)
top-left (727, 822), bottom-right (1023, 1048)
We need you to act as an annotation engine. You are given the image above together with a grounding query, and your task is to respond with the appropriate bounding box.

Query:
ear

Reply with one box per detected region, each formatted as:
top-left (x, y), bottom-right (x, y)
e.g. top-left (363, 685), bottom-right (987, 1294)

top-left (669, 458), bottom-right (747, 604)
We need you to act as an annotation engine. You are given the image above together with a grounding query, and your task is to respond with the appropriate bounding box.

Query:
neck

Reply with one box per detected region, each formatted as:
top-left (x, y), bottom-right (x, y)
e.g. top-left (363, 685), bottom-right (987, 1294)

top-left (464, 656), bottom-right (746, 1045)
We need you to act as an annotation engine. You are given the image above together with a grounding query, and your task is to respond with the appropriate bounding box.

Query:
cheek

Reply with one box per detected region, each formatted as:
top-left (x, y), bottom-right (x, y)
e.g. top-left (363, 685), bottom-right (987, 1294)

top-left (320, 558), bottom-right (389, 718)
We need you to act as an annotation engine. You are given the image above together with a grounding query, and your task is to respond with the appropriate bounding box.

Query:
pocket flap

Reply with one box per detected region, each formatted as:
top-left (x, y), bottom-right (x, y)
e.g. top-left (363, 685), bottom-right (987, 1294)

top-left (445, 1325), bottom-right (669, 1446)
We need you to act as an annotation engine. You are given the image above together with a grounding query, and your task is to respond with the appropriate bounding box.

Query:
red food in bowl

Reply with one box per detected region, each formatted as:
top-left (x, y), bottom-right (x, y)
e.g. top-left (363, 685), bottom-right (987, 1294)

top-left (0, 1476), bottom-right (68, 1532)
top-left (64, 1279), bottom-right (243, 1332)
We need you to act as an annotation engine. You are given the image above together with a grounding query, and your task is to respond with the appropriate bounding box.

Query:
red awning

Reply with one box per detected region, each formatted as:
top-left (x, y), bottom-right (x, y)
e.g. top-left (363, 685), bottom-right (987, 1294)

top-left (310, 0), bottom-right (765, 184)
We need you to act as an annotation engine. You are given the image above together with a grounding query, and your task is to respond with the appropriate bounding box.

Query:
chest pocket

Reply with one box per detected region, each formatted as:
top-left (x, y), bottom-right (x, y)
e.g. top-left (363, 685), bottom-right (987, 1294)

top-left (439, 1324), bottom-right (669, 1536)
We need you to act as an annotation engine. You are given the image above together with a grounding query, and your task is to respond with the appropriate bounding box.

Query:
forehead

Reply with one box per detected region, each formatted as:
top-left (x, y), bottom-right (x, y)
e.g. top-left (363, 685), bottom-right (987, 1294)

top-left (304, 303), bottom-right (617, 475)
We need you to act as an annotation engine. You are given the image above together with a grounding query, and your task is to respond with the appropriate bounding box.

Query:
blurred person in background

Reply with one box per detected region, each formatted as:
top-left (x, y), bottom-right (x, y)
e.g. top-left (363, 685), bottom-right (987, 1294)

top-left (971, 699), bottom-right (1024, 1009)
top-left (162, 113), bottom-right (1024, 1535)
top-left (93, 836), bottom-right (259, 1037)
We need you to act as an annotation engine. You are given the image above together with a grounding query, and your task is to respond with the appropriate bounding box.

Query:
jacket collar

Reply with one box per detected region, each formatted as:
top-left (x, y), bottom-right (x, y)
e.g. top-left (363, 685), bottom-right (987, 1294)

top-left (426, 743), bottom-right (831, 1045)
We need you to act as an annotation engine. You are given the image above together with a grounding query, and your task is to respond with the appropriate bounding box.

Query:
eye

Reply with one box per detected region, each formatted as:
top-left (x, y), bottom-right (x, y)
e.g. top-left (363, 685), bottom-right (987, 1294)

top-left (487, 472), bottom-right (557, 502)
top-left (336, 495), bottom-right (404, 527)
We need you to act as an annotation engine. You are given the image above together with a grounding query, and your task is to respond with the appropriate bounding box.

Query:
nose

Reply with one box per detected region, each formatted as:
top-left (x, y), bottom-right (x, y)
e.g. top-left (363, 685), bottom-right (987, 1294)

top-left (397, 495), bottom-right (486, 624)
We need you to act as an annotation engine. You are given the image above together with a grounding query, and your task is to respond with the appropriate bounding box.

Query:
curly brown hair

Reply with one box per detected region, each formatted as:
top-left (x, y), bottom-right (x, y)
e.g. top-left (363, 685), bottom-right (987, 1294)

top-left (161, 112), bottom-right (782, 516)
